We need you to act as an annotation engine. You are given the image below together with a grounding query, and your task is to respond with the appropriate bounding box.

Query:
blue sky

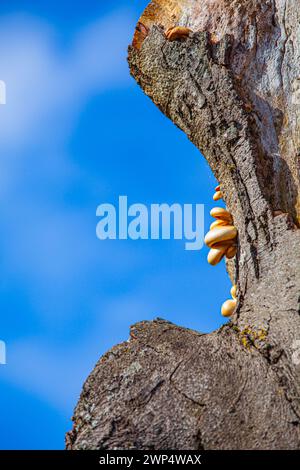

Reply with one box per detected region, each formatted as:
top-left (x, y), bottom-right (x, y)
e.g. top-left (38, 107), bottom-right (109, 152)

top-left (0, 1), bottom-right (231, 449)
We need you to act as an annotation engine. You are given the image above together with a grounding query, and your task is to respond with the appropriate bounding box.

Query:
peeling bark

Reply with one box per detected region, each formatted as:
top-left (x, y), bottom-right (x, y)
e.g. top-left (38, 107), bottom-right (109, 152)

top-left (66, 0), bottom-right (300, 449)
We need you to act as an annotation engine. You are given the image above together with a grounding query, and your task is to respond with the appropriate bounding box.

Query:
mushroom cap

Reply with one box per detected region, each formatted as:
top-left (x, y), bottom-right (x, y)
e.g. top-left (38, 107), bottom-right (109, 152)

top-left (165, 26), bottom-right (192, 40)
top-left (221, 299), bottom-right (237, 317)
top-left (210, 239), bottom-right (235, 249)
top-left (210, 219), bottom-right (228, 230)
top-left (213, 191), bottom-right (223, 201)
top-left (231, 284), bottom-right (237, 299)
top-left (210, 207), bottom-right (233, 223)
top-left (204, 225), bottom-right (237, 248)
top-left (207, 244), bottom-right (228, 265)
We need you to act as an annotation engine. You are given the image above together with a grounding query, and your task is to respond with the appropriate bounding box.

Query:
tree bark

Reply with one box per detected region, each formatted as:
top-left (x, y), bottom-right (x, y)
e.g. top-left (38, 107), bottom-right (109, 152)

top-left (66, 0), bottom-right (300, 449)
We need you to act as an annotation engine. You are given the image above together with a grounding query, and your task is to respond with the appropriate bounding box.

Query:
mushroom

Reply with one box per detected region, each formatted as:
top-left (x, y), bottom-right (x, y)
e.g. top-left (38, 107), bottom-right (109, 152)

top-left (210, 207), bottom-right (233, 223)
top-left (210, 219), bottom-right (228, 230)
top-left (221, 298), bottom-right (237, 317)
top-left (226, 244), bottom-right (237, 259)
top-left (213, 191), bottom-right (223, 201)
top-left (207, 240), bottom-right (236, 264)
top-left (205, 185), bottom-right (239, 316)
top-left (207, 245), bottom-right (228, 265)
top-left (205, 187), bottom-right (238, 268)
top-left (231, 284), bottom-right (237, 299)
top-left (165, 26), bottom-right (192, 41)
top-left (204, 225), bottom-right (237, 248)
top-left (221, 285), bottom-right (238, 317)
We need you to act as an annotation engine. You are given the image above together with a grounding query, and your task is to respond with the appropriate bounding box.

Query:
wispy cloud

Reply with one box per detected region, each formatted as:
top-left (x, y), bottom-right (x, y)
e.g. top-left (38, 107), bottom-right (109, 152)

top-left (0, 10), bottom-right (133, 150)
top-left (0, 9), bottom-right (139, 323)
top-left (0, 7), bottom-right (228, 424)
top-left (0, 9), bottom-right (148, 408)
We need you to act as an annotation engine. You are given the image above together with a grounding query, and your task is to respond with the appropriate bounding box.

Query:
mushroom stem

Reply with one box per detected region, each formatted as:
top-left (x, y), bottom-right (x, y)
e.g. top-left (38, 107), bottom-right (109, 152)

top-left (226, 245), bottom-right (237, 259)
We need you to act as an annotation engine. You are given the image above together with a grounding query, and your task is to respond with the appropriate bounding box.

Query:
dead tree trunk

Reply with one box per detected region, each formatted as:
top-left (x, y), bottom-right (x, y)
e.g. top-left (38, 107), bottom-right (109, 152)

top-left (66, 0), bottom-right (300, 449)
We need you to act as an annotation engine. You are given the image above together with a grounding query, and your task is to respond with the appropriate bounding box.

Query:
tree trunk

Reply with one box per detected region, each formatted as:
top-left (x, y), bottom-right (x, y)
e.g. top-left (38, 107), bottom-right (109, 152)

top-left (66, 0), bottom-right (300, 449)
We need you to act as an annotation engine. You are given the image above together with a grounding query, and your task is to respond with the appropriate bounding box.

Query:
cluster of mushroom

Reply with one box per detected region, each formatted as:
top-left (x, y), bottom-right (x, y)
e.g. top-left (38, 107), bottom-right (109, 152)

top-left (221, 284), bottom-right (237, 318)
top-left (204, 184), bottom-right (238, 318)
top-left (204, 185), bottom-right (237, 266)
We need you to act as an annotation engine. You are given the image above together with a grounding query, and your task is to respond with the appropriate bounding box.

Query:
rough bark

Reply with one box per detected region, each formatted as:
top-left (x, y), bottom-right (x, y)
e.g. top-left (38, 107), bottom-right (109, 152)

top-left (66, 0), bottom-right (300, 449)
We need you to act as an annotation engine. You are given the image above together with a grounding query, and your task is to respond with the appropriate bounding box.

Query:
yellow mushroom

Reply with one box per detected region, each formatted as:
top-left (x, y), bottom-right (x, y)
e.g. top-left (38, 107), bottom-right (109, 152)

top-left (231, 284), bottom-right (237, 299)
top-left (207, 245), bottom-right (228, 265)
top-left (165, 26), bottom-right (192, 41)
top-left (226, 244), bottom-right (237, 259)
top-left (221, 299), bottom-right (237, 317)
top-left (204, 225), bottom-right (237, 248)
top-left (210, 219), bottom-right (229, 230)
top-left (205, 196), bottom-right (237, 267)
top-left (210, 239), bottom-right (234, 249)
top-left (210, 207), bottom-right (233, 223)
top-left (205, 188), bottom-right (239, 316)
top-left (213, 191), bottom-right (223, 201)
